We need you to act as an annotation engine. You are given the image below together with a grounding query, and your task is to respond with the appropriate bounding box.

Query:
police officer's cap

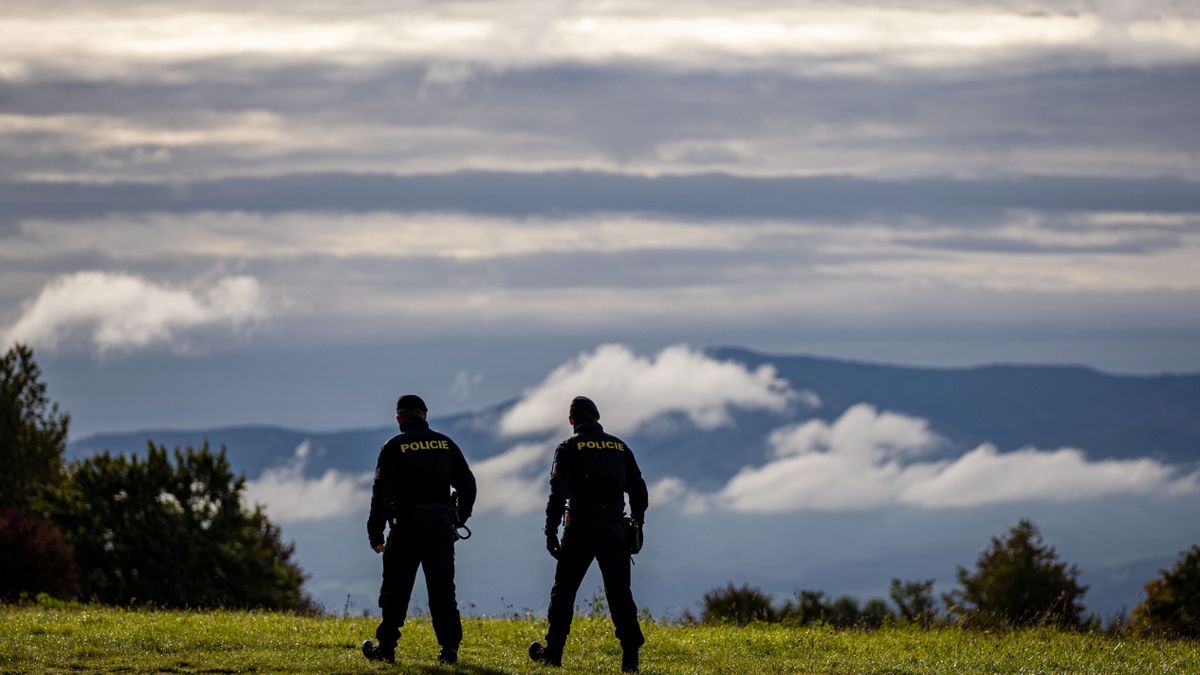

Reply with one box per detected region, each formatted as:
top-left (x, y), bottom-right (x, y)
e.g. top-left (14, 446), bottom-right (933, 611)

top-left (569, 395), bottom-right (600, 421)
top-left (396, 394), bottom-right (428, 412)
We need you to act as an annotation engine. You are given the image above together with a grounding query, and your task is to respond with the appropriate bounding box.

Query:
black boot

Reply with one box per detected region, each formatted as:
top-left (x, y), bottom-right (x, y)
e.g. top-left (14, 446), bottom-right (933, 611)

top-left (528, 641), bottom-right (563, 667)
top-left (621, 646), bottom-right (639, 673)
top-left (362, 639), bottom-right (395, 663)
top-left (438, 646), bottom-right (458, 664)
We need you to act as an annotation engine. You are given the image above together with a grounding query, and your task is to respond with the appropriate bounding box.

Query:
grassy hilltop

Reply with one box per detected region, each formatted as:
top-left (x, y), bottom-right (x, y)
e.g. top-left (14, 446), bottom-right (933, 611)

top-left (2, 606), bottom-right (1198, 674)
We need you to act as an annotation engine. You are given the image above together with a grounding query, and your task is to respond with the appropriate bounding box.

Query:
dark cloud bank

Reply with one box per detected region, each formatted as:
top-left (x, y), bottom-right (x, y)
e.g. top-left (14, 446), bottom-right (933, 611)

top-left (6, 171), bottom-right (1200, 224)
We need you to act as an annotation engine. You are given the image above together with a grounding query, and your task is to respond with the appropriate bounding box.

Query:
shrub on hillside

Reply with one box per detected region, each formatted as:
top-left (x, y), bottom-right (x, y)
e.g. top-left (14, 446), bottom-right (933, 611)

top-left (944, 519), bottom-right (1087, 628)
top-left (778, 590), bottom-right (894, 628)
top-left (1132, 545), bottom-right (1200, 638)
top-left (859, 598), bottom-right (893, 628)
top-left (0, 508), bottom-right (78, 601)
top-left (778, 589), bottom-right (826, 625)
top-left (701, 582), bottom-right (776, 624)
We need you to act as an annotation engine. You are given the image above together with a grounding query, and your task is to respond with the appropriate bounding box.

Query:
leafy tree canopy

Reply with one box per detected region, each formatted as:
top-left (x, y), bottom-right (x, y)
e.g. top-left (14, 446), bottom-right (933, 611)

top-left (945, 519), bottom-right (1087, 628)
top-left (1133, 545), bottom-right (1200, 638)
top-left (49, 442), bottom-right (316, 612)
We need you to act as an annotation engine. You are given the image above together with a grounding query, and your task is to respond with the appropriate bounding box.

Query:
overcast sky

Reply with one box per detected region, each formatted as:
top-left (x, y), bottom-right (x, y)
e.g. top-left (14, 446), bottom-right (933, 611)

top-left (3, 0), bottom-right (1199, 434)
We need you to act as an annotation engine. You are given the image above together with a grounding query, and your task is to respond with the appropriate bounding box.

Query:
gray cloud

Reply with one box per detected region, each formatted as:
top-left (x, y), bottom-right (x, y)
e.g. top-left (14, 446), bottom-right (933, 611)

top-left (3, 58), bottom-right (1200, 180)
top-left (4, 171), bottom-right (1200, 225)
top-left (3, 0), bottom-right (1198, 380)
top-left (894, 232), bottom-right (1183, 255)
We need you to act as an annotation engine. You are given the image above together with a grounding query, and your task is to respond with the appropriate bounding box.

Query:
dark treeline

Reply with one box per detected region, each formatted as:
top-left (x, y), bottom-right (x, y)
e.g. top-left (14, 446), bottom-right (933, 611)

top-left (0, 344), bottom-right (314, 612)
top-left (694, 519), bottom-right (1200, 638)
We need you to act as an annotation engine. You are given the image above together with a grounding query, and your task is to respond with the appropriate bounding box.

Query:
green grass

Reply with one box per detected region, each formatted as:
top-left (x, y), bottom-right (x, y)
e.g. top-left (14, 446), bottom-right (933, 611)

top-left (2, 606), bottom-right (1198, 673)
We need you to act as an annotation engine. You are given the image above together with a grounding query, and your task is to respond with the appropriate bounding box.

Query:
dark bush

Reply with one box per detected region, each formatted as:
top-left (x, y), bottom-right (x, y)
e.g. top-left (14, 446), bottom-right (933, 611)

top-left (701, 582), bottom-right (776, 624)
top-left (0, 508), bottom-right (78, 601)
top-left (828, 595), bottom-right (861, 627)
top-left (1133, 545), bottom-right (1200, 638)
top-left (779, 589), bottom-right (830, 625)
top-left (778, 590), bottom-right (894, 628)
top-left (859, 598), bottom-right (893, 628)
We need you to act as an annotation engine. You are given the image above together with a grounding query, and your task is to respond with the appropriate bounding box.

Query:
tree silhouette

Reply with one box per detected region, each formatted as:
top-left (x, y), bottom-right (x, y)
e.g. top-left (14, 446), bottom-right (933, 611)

top-left (945, 519), bottom-right (1087, 628)
top-left (0, 344), bottom-right (69, 512)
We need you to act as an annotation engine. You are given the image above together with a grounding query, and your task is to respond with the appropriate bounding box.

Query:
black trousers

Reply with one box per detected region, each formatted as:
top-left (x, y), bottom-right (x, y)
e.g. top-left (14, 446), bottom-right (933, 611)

top-left (376, 512), bottom-right (462, 649)
top-left (545, 519), bottom-right (644, 650)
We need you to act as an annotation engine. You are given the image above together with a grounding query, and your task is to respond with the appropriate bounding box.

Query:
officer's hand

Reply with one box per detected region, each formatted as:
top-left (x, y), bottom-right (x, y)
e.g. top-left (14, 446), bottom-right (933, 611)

top-left (545, 532), bottom-right (561, 559)
top-left (373, 544), bottom-right (386, 554)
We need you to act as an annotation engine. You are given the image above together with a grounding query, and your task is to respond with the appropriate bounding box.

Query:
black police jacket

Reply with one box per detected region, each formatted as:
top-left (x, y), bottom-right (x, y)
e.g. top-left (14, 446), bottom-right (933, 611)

top-left (544, 420), bottom-right (648, 534)
top-left (367, 417), bottom-right (477, 549)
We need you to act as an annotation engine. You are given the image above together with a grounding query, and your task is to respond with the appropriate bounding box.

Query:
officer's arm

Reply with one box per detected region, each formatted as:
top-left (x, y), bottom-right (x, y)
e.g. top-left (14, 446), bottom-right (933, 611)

top-left (624, 446), bottom-right (649, 525)
top-left (544, 441), bottom-right (572, 534)
top-left (449, 440), bottom-right (477, 522)
top-left (367, 445), bottom-right (391, 549)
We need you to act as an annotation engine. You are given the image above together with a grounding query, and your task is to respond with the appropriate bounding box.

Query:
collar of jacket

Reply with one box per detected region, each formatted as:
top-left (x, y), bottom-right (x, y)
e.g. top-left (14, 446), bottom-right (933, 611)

top-left (573, 420), bottom-right (604, 435)
top-left (399, 417), bottom-right (430, 433)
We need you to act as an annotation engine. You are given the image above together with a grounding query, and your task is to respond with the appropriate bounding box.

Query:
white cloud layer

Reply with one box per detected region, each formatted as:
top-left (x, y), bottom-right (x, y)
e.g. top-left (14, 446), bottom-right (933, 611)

top-left (243, 441), bottom-right (373, 523)
top-left (470, 441), bottom-right (555, 515)
top-left (3, 270), bottom-right (265, 352)
top-left (714, 404), bottom-right (1200, 512)
top-left (499, 343), bottom-right (803, 437)
top-left (11, 213), bottom-right (762, 261)
top-left (3, 2), bottom-right (1198, 79)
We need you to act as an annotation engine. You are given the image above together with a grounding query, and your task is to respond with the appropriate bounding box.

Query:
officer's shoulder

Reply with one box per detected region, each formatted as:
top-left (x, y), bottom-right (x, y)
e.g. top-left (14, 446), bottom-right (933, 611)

top-left (382, 433), bottom-right (405, 450)
top-left (427, 428), bottom-right (457, 444)
top-left (601, 430), bottom-right (631, 446)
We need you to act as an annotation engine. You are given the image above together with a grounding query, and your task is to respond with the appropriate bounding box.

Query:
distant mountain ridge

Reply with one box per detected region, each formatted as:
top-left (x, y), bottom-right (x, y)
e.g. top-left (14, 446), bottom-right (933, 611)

top-left (712, 347), bottom-right (1200, 463)
top-left (70, 348), bottom-right (1200, 487)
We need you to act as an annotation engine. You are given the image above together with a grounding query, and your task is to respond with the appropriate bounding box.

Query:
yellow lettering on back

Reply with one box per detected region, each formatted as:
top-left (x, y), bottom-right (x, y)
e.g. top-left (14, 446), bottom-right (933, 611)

top-left (397, 439), bottom-right (450, 453)
top-left (576, 440), bottom-right (626, 452)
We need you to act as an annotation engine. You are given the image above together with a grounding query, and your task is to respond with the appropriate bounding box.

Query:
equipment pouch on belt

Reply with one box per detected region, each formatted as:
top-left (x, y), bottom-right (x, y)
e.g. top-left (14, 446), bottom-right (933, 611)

top-left (450, 491), bottom-right (472, 541)
top-left (623, 516), bottom-right (643, 555)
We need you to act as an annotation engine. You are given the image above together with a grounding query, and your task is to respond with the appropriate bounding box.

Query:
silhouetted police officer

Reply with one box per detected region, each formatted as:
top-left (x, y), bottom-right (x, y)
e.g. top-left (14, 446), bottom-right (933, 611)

top-left (530, 396), bottom-right (649, 673)
top-left (362, 394), bottom-right (477, 665)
